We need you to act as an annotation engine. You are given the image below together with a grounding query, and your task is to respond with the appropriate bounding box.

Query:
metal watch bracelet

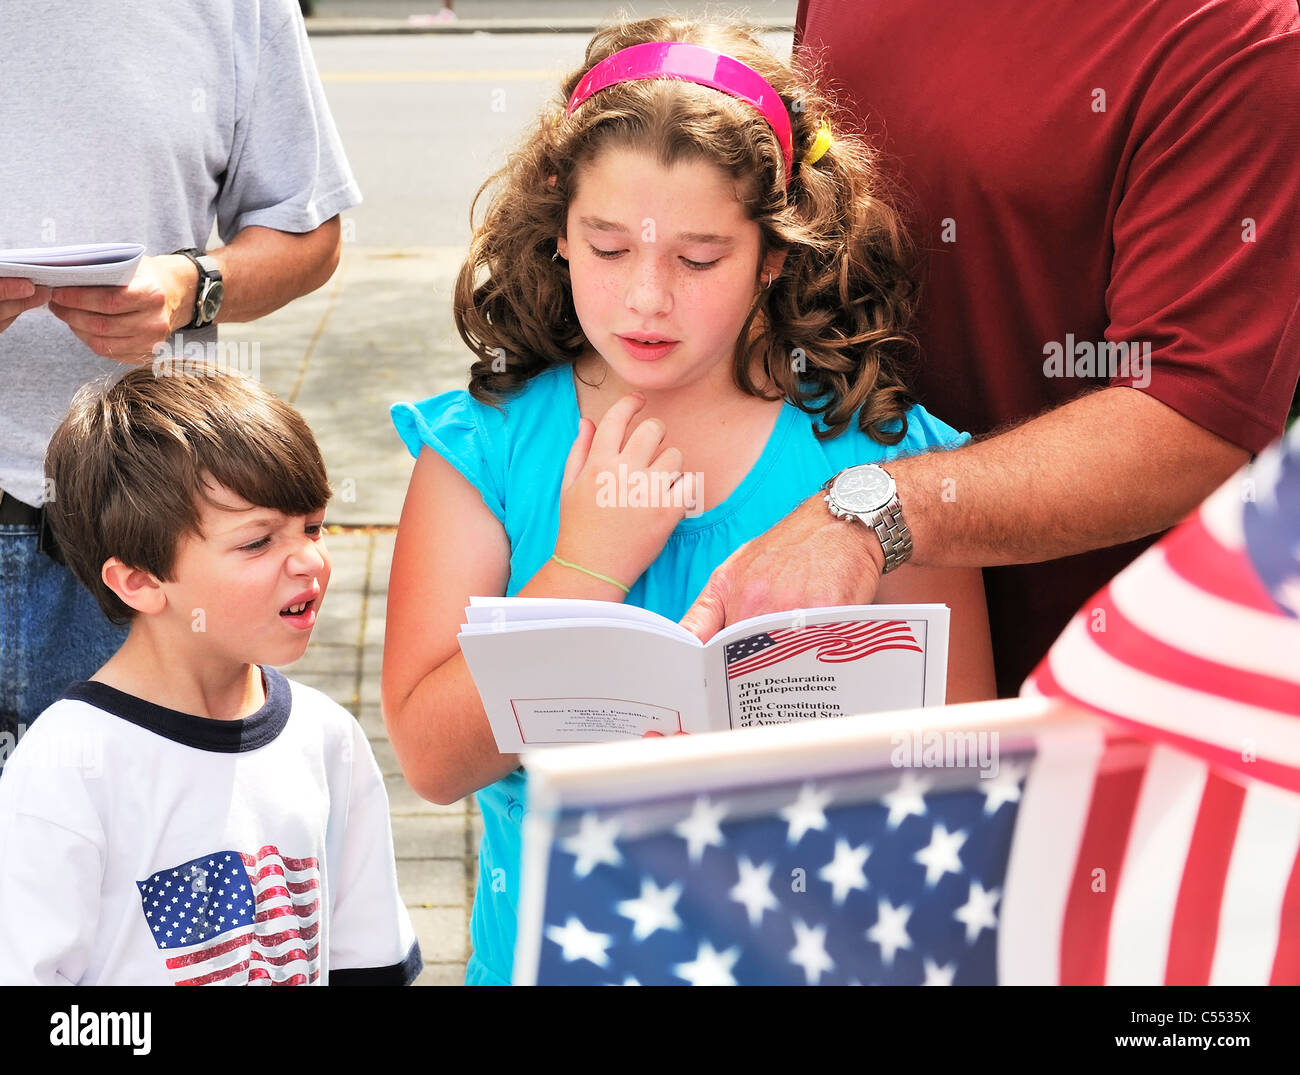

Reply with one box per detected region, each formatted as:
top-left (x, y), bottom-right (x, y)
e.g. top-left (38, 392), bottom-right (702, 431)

top-left (871, 498), bottom-right (913, 574)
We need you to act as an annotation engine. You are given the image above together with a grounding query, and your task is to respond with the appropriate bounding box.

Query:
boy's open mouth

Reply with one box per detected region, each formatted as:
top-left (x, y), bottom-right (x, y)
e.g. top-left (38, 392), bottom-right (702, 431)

top-left (279, 596), bottom-right (317, 617)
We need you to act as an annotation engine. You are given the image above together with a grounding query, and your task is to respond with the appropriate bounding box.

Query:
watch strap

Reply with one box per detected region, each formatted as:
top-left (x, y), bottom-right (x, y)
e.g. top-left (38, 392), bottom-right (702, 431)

top-left (172, 247), bottom-right (222, 330)
top-left (870, 496), bottom-right (913, 574)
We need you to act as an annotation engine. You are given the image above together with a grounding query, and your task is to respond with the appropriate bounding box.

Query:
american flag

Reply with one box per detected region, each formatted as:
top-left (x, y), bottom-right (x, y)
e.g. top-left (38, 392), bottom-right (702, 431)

top-left (1026, 426), bottom-right (1300, 793)
top-left (137, 845), bottom-right (322, 986)
top-left (724, 620), bottom-right (921, 680)
top-left (515, 701), bottom-right (1300, 985)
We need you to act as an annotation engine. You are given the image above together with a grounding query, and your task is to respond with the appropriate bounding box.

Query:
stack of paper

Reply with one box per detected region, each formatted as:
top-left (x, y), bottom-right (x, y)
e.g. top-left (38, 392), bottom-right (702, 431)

top-left (0, 243), bottom-right (145, 287)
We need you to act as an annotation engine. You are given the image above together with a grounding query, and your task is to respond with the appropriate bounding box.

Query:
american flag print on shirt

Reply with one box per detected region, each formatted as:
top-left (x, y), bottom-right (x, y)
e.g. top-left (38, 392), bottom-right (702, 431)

top-left (523, 727), bottom-right (1300, 985)
top-left (137, 846), bottom-right (321, 985)
top-left (724, 621), bottom-right (921, 680)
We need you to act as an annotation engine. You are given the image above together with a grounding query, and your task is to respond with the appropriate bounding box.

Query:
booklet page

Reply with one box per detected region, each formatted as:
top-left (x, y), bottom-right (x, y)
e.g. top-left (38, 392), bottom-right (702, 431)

top-left (712, 606), bottom-right (949, 729)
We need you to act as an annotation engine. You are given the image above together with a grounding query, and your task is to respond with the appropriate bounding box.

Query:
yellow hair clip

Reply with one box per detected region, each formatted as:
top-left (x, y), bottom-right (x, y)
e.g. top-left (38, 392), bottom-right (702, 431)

top-left (802, 120), bottom-right (833, 166)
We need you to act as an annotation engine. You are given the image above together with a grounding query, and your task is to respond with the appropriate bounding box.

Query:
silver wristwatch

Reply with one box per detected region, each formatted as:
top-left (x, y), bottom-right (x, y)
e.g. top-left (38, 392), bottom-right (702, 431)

top-left (823, 464), bottom-right (913, 574)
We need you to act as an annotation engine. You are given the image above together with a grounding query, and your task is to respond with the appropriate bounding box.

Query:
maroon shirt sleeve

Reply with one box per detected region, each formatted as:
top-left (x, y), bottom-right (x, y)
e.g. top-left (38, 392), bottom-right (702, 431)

top-left (797, 0), bottom-right (1300, 453)
top-left (1103, 3), bottom-right (1300, 453)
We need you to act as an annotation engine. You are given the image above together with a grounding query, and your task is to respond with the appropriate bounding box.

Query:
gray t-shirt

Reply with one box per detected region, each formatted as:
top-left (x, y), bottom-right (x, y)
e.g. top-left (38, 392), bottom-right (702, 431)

top-left (0, 0), bottom-right (361, 506)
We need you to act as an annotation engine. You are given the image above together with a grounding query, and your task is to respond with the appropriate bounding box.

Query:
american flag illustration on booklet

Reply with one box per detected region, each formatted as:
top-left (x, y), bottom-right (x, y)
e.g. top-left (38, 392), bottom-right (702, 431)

top-left (457, 599), bottom-right (951, 752)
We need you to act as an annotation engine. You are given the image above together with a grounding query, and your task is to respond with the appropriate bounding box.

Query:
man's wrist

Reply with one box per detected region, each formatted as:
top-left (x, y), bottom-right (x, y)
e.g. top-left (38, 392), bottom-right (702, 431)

top-left (821, 464), bottom-right (910, 574)
top-left (166, 254), bottom-right (200, 333)
top-left (803, 492), bottom-right (887, 577)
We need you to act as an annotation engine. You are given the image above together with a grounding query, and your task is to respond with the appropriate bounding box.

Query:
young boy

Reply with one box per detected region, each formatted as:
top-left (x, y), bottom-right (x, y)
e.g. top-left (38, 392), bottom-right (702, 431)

top-left (0, 365), bottom-right (421, 985)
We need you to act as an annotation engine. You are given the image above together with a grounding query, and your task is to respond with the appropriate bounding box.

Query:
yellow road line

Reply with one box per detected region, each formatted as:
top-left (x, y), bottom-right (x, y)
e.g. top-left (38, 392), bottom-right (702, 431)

top-left (321, 69), bottom-right (562, 83)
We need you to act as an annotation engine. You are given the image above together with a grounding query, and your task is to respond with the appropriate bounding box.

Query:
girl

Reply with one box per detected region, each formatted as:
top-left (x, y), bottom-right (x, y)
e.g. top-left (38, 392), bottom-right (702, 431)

top-left (384, 15), bottom-right (996, 986)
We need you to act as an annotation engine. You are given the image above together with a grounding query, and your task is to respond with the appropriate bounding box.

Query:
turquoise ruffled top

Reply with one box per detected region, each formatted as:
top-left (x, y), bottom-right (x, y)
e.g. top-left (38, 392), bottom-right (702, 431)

top-left (391, 363), bottom-right (968, 985)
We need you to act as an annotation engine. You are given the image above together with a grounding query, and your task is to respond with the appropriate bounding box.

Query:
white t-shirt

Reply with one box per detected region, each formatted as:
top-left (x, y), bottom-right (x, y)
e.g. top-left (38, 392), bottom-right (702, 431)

top-left (0, 667), bottom-right (420, 985)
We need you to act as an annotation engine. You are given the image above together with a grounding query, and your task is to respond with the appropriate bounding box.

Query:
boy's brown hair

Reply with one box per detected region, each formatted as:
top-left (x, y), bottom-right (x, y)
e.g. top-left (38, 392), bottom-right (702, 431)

top-left (45, 365), bottom-right (331, 624)
top-left (456, 13), bottom-right (919, 443)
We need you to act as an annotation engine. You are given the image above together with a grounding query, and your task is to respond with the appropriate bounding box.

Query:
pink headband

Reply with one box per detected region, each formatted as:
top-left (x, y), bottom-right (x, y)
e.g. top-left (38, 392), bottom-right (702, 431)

top-left (564, 41), bottom-right (795, 185)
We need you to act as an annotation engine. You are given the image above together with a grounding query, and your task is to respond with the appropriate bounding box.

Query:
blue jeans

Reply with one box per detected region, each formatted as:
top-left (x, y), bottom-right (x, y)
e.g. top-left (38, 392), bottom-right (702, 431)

top-left (0, 524), bottom-right (127, 766)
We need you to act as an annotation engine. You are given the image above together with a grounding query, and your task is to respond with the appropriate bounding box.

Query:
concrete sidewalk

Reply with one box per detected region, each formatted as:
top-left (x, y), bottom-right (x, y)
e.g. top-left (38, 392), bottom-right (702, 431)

top-left (278, 529), bottom-right (480, 986)
top-left (229, 248), bottom-right (481, 985)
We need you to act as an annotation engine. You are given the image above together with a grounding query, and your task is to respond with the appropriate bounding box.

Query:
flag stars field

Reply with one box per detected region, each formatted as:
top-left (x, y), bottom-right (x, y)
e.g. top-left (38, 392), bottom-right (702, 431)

top-left (545, 916), bottom-right (613, 968)
top-left (867, 899), bottom-right (913, 965)
top-left (914, 823), bottom-right (968, 887)
top-left (780, 783), bottom-right (832, 843)
top-left (789, 920), bottom-right (835, 985)
top-left (882, 772), bottom-right (930, 828)
top-left (977, 762), bottom-right (1026, 815)
top-left (560, 812), bottom-right (623, 878)
top-left (615, 878), bottom-right (683, 941)
top-left (530, 767), bottom-right (1036, 984)
top-left (922, 958), bottom-right (957, 986)
top-left (818, 838), bottom-right (870, 905)
top-left (954, 881), bottom-right (1001, 944)
top-left (674, 940), bottom-right (741, 986)
top-left (674, 796), bottom-right (728, 863)
top-left (729, 857), bottom-right (780, 926)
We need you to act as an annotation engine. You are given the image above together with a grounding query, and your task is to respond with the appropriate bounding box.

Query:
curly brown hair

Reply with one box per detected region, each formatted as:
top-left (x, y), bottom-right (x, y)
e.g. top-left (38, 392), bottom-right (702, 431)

top-left (454, 13), bottom-right (919, 443)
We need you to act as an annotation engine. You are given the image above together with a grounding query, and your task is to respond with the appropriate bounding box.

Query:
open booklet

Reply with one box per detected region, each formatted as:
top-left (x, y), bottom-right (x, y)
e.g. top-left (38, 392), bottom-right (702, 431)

top-left (458, 597), bottom-right (949, 752)
top-left (0, 242), bottom-right (145, 287)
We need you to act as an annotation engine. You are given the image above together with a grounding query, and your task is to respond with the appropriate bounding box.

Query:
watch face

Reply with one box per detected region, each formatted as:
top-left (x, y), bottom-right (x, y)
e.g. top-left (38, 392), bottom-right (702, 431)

top-left (200, 280), bottom-right (224, 322)
top-left (834, 466), bottom-right (892, 513)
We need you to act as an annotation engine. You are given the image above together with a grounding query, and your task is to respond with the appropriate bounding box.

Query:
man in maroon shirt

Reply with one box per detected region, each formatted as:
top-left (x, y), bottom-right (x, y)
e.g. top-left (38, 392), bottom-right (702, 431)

top-left (683, 0), bottom-right (1300, 695)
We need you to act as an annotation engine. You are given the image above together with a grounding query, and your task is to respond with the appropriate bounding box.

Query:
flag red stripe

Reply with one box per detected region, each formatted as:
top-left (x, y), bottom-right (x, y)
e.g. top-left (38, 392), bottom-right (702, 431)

top-left (1163, 773), bottom-right (1245, 985)
top-left (258, 921), bottom-right (320, 946)
top-left (728, 636), bottom-right (917, 678)
top-left (242, 848), bottom-right (317, 871)
top-left (250, 863), bottom-right (321, 887)
top-left (249, 968), bottom-right (309, 985)
top-left (739, 622), bottom-right (903, 667)
top-left (249, 943), bottom-right (320, 967)
top-left (255, 899), bottom-right (320, 923)
top-left (1059, 742), bottom-right (1150, 986)
top-left (1268, 844), bottom-right (1300, 985)
top-left (1087, 592), bottom-right (1300, 715)
top-left (816, 641), bottom-right (922, 664)
top-left (1161, 514), bottom-right (1281, 614)
top-left (254, 881), bottom-right (321, 904)
top-left (176, 958), bottom-right (250, 986)
top-left (164, 930), bottom-right (254, 969)
top-left (1031, 660), bottom-right (1300, 794)
top-left (727, 622), bottom-right (918, 679)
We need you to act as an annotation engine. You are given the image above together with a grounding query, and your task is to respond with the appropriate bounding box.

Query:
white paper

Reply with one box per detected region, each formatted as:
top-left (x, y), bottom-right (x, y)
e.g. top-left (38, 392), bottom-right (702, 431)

top-left (458, 623), bottom-right (708, 751)
top-left (0, 242), bottom-right (145, 287)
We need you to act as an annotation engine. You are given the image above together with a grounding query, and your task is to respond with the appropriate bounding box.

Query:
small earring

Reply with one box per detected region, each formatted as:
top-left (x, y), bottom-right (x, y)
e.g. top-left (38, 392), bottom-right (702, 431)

top-left (553, 248), bottom-right (566, 262)
top-left (765, 271), bottom-right (773, 289)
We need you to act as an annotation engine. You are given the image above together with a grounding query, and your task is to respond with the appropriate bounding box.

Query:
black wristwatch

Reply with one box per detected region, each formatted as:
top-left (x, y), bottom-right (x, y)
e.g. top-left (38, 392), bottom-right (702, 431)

top-left (173, 248), bottom-right (223, 330)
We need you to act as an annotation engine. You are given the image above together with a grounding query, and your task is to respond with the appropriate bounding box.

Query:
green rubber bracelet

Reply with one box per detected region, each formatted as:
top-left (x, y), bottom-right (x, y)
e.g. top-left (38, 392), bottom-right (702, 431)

top-left (550, 554), bottom-right (630, 594)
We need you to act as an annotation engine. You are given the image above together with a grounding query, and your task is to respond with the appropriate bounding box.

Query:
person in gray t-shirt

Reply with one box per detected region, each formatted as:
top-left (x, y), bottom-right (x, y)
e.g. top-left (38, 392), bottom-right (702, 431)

top-left (0, 1), bottom-right (361, 740)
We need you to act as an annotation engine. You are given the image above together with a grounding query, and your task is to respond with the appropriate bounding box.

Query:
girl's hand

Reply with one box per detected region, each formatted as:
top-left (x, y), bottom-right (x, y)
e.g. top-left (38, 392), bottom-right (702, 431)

top-left (555, 392), bottom-right (696, 591)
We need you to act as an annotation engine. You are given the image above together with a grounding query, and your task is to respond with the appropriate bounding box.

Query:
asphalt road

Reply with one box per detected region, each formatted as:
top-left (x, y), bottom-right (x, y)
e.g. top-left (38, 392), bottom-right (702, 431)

top-left (313, 30), bottom-right (794, 248)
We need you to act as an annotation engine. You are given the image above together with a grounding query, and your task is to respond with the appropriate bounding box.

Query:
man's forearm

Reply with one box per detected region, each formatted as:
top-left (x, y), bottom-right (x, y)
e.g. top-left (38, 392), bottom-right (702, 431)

top-left (175, 219), bottom-right (342, 328)
top-left (888, 386), bottom-right (1251, 569)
